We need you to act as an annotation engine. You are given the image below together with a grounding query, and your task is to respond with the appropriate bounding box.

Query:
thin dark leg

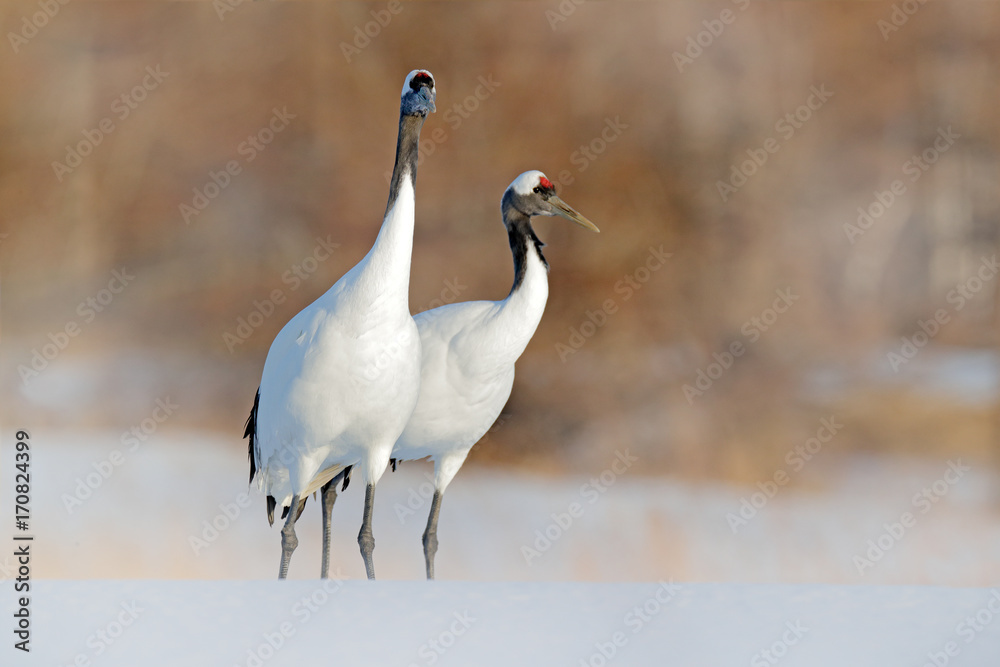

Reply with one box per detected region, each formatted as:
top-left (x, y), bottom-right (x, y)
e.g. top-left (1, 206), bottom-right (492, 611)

top-left (320, 473), bottom-right (343, 580)
top-left (279, 494), bottom-right (301, 580)
top-left (422, 490), bottom-right (443, 580)
top-left (358, 483), bottom-right (377, 580)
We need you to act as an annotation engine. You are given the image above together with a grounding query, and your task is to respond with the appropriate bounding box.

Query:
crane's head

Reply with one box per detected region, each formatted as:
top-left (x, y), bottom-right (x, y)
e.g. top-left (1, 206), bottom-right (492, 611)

top-left (502, 170), bottom-right (600, 232)
top-left (401, 70), bottom-right (436, 117)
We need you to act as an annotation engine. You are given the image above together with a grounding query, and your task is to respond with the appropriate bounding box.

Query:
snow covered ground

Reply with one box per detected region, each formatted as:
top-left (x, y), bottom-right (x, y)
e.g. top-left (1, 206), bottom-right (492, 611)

top-left (1, 430), bottom-right (1000, 664)
top-left (1, 429), bottom-right (998, 584)
top-left (5, 580), bottom-right (1000, 666)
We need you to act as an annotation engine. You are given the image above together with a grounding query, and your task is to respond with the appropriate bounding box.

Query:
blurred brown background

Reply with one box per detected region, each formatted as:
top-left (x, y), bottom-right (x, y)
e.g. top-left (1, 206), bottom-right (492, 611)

top-left (2, 0), bottom-right (999, 484)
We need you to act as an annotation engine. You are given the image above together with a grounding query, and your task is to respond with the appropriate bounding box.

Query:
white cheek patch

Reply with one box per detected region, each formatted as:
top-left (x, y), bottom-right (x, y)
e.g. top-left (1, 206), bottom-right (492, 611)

top-left (401, 71), bottom-right (419, 98)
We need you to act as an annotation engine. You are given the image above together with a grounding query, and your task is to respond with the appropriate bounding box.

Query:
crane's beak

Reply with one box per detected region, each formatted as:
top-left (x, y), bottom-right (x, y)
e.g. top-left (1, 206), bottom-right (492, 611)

top-left (548, 195), bottom-right (600, 232)
top-left (402, 85), bottom-right (436, 117)
top-left (418, 85), bottom-right (436, 114)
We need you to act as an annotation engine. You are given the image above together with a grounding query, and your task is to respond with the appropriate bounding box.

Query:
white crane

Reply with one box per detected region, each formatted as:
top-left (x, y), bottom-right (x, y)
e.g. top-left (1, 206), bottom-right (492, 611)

top-left (392, 170), bottom-right (598, 578)
top-left (245, 70), bottom-right (436, 580)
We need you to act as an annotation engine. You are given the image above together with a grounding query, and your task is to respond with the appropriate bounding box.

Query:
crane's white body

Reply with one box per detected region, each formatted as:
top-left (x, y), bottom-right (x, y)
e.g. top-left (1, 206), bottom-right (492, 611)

top-left (386, 169), bottom-right (595, 579)
top-left (392, 223), bottom-right (549, 493)
top-left (247, 69), bottom-right (436, 580)
top-left (254, 177), bottom-right (421, 510)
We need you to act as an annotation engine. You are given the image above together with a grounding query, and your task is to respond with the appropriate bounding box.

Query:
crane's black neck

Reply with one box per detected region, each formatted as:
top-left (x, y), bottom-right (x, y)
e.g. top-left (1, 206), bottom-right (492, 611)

top-left (384, 113), bottom-right (426, 217)
top-left (503, 206), bottom-right (549, 297)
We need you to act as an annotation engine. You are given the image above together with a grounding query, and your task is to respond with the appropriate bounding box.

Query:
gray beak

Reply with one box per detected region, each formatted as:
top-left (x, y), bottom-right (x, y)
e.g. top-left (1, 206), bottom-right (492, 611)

top-left (548, 195), bottom-right (600, 232)
top-left (418, 85), bottom-right (436, 114)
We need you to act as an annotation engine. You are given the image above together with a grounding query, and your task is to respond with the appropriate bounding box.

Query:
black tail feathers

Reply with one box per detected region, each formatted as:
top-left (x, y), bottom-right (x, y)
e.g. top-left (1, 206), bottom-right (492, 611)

top-left (244, 388), bottom-right (260, 485)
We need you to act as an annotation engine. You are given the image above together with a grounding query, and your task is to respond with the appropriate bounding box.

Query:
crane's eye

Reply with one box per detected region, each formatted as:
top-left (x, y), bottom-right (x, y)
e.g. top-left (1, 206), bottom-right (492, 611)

top-left (533, 186), bottom-right (542, 194)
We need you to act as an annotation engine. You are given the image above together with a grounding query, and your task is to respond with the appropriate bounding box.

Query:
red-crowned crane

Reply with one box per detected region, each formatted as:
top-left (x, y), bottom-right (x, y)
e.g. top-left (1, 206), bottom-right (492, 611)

top-left (245, 70), bottom-right (436, 580)
top-left (392, 170), bottom-right (598, 578)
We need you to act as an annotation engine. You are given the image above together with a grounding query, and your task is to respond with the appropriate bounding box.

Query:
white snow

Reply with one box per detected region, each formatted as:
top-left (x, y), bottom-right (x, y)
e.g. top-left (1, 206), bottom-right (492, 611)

top-left (2, 430), bottom-right (1000, 664)
top-left (4, 580), bottom-right (1000, 666)
top-left (3, 430), bottom-right (999, 584)
top-left (805, 346), bottom-right (1000, 407)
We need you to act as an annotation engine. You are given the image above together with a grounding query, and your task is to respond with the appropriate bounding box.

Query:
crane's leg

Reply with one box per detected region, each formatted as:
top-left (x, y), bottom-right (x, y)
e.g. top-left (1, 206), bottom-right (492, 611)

top-left (278, 493), bottom-right (301, 580)
top-left (358, 484), bottom-right (377, 580)
top-left (320, 473), bottom-right (343, 580)
top-left (422, 490), bottom-right (443, 580)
